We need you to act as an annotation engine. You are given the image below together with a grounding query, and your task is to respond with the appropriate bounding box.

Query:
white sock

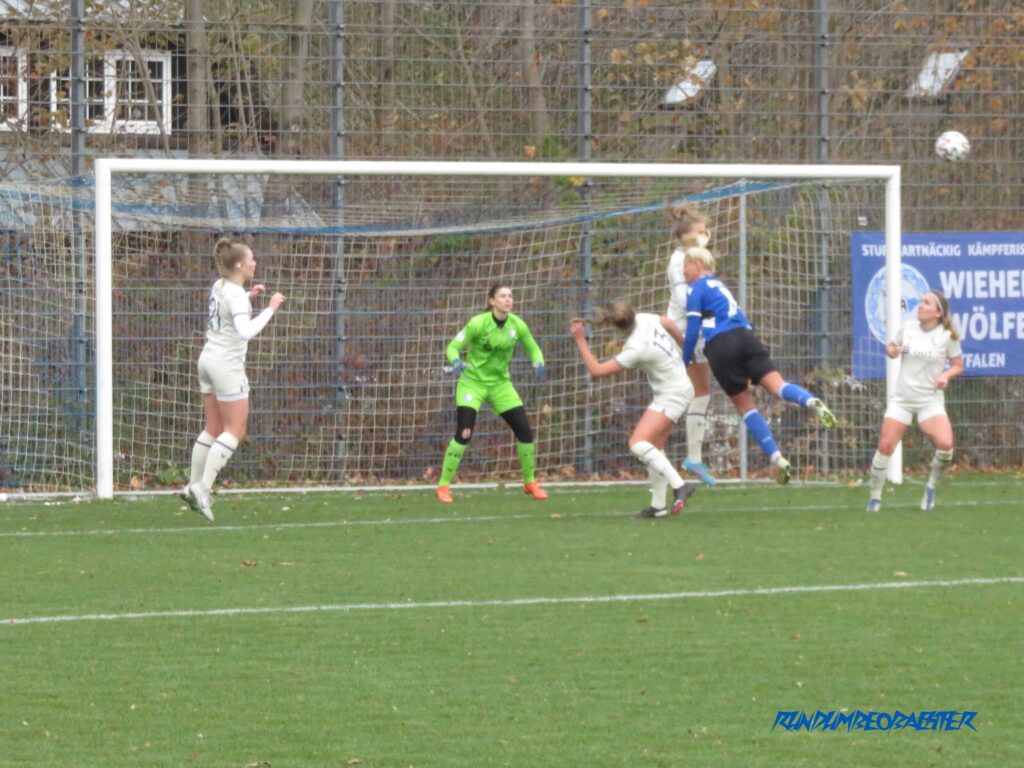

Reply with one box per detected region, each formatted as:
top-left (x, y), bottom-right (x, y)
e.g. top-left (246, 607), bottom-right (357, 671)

top-left (869, 450), bottom-right (890, 499)
top-left (202, 432), bottom-right (240, 489)
top-left (686, 395), bottom-right (710, 464)
top-left (631, 441), bottom-right (685, 490)
top-left (189, 431), bottom-right (216, 486)
top-left (927, 449), bottom-right (953, 489)
top-left (648, 467), bottom-right (668, 510)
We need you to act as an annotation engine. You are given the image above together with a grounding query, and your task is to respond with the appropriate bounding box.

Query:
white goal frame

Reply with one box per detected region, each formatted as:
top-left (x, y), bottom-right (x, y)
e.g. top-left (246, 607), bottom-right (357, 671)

top-left (94, 159), bottom-right (903, 499)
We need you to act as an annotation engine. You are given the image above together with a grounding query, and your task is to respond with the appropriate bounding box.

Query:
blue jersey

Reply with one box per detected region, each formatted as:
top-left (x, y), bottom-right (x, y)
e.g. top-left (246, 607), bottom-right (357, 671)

top-left (683, 275), bottom-right (752, 364)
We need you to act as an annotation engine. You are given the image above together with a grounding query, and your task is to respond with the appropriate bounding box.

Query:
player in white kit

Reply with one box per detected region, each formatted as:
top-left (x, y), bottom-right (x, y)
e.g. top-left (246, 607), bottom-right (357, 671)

top-left (570, 301), bottom-right (697, 518)
top-left (866, 291), bottom-right (963, 512)
top-left (182, 238), bottom-right (286, 521)
top-left (665, 203), bottom-right (717, 486)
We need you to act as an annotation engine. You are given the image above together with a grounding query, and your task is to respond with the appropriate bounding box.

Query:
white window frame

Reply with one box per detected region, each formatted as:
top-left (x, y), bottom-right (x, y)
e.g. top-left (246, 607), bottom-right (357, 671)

top-left (0, 46), bottom-right (27, 130)
top-left (50, 49), bottom-right (172, 134)
top-left (49, 55), bottom-right (115, 132)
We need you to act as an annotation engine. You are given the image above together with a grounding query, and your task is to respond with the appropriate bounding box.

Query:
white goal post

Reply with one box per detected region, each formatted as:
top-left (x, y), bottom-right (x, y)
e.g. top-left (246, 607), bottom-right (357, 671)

top-left (94, 159), bottom-right (903, 499)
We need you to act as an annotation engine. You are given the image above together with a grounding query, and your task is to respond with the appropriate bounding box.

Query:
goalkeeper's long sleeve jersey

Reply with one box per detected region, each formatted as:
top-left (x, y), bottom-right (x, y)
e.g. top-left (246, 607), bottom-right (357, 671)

top-left (446, 312), bottom-right (544, 387)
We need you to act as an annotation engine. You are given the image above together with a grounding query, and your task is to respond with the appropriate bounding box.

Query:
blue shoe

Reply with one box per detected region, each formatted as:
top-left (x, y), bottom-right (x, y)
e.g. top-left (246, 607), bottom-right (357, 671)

top-left (866, 498), bottom-right (881, 513)
top-left (920, 487), bottom-right (936, 511)
top-left (683, 458), bottom-right (717, 486)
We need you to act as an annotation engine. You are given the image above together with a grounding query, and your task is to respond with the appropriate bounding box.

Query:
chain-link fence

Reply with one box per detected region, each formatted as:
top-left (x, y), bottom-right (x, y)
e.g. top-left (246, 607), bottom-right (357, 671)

top-left (3, 2), bottom-right (1019, 223)
top-left (1, 1), bottom-right (1022, 490)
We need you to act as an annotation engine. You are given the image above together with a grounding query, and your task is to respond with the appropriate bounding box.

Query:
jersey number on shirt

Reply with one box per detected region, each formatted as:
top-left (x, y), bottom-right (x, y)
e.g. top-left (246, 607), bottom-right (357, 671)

top-left (708, 279), bottom-right (740, 317)
top-left (207, 296), bottom-right (221, 332)
top-left (651, 326), bottom-right (676, 358)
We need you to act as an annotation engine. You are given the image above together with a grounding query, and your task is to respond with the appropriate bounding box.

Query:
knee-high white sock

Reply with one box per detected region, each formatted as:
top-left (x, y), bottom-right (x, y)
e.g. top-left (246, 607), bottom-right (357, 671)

top-left (202, 432), bottom-right (239, 489)
top-left (869, 450), bottom-right (889, 500)
top-left (686, 395), bottom-right (710, 464)
top-left (189, 431), bottom-right (216, 486)
top-left (631, 441), bottom-right (685, 490)
top-left (927, 449), bottom-right (953, 489)
top-left (648, 467), bottom-right (668, 510)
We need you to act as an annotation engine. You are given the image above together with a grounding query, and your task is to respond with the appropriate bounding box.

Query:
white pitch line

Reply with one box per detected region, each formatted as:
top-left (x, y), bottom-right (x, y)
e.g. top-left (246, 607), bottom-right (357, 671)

top-left (4, 576), bottom-right (1022, 627)
top-left (0, 513), bottom-right (540, 538)
top-left (1, 496), bottom-right (1022, 540)
top-left (2, 475), bottom-right (1015, 505)
top-left (0, 479), bottom-right (824, 503)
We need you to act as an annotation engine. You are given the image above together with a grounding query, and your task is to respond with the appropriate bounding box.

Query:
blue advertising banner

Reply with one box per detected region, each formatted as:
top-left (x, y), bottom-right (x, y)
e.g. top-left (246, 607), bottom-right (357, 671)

top-left (851, 232), bottom-right (1024, 378)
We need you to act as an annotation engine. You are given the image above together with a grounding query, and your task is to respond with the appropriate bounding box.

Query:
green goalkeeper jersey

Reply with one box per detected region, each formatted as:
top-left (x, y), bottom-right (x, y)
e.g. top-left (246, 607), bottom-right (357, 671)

top-left (447, 311), bottom-right (544, 387)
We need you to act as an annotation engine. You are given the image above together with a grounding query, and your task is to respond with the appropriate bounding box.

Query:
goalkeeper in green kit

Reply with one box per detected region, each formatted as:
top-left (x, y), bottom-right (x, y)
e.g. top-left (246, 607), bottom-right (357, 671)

top-left (436, 284), bottom-right (548, 503)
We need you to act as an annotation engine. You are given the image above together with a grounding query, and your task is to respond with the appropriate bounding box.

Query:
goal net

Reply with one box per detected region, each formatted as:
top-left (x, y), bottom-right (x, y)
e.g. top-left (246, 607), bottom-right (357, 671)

top-left (3, 161), bottom-right (902, 496)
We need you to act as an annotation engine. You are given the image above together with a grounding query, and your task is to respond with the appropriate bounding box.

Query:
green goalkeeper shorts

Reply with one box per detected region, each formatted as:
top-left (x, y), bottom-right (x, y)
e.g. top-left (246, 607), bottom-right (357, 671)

top-left (455, 378), bottom-right (523, 415)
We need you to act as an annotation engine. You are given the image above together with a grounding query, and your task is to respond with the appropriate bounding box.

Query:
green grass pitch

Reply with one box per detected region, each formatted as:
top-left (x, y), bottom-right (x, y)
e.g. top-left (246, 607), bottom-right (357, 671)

top-left (2, 473), bottom-right (1022, 767)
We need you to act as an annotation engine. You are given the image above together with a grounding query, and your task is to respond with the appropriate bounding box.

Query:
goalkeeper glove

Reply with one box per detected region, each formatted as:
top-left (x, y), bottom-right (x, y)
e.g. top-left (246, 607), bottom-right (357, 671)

top-left (446, 358), bottom-right (468, 376)
top-left (533, 361), bottom-right (547, 382)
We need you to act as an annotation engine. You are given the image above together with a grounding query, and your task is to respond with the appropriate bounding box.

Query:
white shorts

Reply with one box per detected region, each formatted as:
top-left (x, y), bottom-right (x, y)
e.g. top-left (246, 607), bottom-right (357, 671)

top-left (884, 394), bottom-right (946, 426)
top-left (689, 335), bottom-right (708, 365)
top-left (647, 386), bottom-right (695, 424)
top-left (198, 352), bottom-right (250, 402)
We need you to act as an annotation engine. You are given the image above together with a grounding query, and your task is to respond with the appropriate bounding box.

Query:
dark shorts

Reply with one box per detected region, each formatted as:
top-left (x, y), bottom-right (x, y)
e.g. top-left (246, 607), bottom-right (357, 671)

top-left (703, 327), bottom-right (777, 396)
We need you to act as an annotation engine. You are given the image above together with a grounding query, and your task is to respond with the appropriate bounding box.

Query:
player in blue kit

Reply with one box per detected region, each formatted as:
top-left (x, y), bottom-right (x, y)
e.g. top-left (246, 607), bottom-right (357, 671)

top-left (682, 246), bottom-right (836, 483)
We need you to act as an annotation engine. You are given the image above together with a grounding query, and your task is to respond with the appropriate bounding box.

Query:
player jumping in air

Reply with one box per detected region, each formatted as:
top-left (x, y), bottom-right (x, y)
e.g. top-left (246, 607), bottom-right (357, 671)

top-left (665, 203), bottom-right (717, 486)
top-left (436, 284), bottom-right (548, 503)
top-left (682, 246), bottom-right (835, 484)
top-left (866, 290), bottom-right (963, 512)
top-left (571, 302), bottom-right (697, 518)
top-left (183, 238), bottom-right (285, 521)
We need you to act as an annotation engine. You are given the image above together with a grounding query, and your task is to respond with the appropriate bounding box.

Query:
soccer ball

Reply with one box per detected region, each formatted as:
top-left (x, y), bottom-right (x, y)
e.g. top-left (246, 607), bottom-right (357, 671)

top-left (934, 130), bottom-right (970, 162)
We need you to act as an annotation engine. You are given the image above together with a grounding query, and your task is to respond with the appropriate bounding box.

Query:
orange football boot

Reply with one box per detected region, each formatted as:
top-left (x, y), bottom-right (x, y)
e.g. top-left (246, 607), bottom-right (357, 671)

top-left (436, 485), bottom-right (453, 503)
top-left (523, 482), bottom-right (548, 500)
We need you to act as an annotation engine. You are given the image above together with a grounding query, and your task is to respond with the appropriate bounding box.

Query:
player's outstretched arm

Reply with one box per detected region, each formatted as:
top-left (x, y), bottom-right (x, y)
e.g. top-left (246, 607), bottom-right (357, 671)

top-left (570, 319), bottom-right (623, 378)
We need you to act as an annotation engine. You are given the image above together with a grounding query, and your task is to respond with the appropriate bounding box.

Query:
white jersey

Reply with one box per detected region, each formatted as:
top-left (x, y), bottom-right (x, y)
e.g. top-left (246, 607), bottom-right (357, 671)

top-left (894, 320), bottom-right (963, 400)
top-left (665, 247), bottom-right (689, 326)
top-left (615, 313), bottom-right (691, 394)
top-left (202, 279), bottom-right (252, 367)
